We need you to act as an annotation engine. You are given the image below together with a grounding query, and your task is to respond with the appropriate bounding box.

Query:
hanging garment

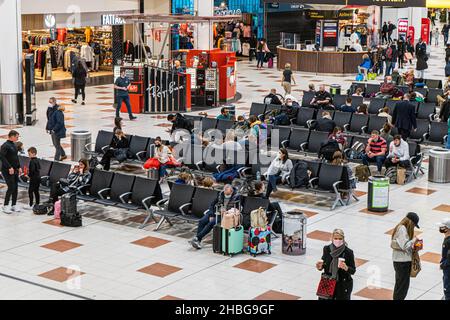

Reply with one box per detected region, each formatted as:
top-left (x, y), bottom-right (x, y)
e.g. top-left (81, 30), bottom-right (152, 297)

top-left (80, 45), bottom-right (94, 63)
top-left (85, 27), bottom-right (92, 43)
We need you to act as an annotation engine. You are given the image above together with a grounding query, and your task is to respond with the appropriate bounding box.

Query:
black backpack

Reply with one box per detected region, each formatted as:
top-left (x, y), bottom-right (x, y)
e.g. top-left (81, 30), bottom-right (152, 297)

top-left (318, 140), bottom-right (340, 161)
top-left (289, 161), bottom-right (309, 189)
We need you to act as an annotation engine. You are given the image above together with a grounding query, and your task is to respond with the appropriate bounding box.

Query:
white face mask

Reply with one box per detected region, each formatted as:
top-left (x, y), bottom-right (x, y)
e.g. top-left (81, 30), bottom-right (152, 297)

top-left (224, 194), bottom-right (232, 199)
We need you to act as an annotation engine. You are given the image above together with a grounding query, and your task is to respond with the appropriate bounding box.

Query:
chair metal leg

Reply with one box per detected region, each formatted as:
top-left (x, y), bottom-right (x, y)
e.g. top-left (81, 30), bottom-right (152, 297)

top-left (140, 212), bottom-right (154, 229)
top-left (270, 230), bottom-right (279, 239)
top-left (154, 217), bottom-right (166, 231)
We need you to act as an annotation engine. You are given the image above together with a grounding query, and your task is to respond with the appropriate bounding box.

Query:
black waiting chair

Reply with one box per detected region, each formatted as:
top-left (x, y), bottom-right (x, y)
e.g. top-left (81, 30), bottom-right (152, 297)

top-left (177, 187), bottom-right (220, 224)
top-left (216, 119), bottom-right (234, 135)
top-left (332, 95), bottom-right (347, 108)
top-left (241, 196), bottom-right (270, 231)
top-left (95, 173), bottom-right (136, 207)
top-left (365, 115), bottom-right (387, 134)
top-left (180, 143), bottom-right (204, 171)
top-left (317, 109), bottom-right (335, 120)
top-left (38, 159), bottom-right (53, 187)
top-left (301, 131), bottom-right (329, 154)
top-left (427, 88), bottom-right (443, 104)
top-left (414, 87), bottom-right (428, 98)
top-left (202, 146), bottom-right (226, 173)
top-left (424, 121), bottom-right (448, 146)
top-left (249, 103), bottom-right (266, 118)
top-left (346, 114), bottom-right (369, 134)
top-left (416, 103), bottom-right (436, 120)
top-left (408, 119), bottom-right (430, 143)
top-left (282, 128), bottom-right (310, 152)
top-left (333, 111), bottom-right (353, 129)
top-left (309, 163), bottom-right (345, 210)
top-left (368, 99), bottom-right (386, 114)
top-left (293, 107), bottom-right (316, 128)
top-left (153, 184), bottom-right (196, 231)
top-left (271, 126), bottom-right (292, 149)
top-left (385, 100), bottom-right (398, 115)
top-left (365, 84), bottom-right (381, 97)
top-left (127, 135), bottom-right (150, 161)
top-left (265, 104), bottom-right (281, 116)
top-left (425, 79), bottom-right (442, 89)
top-left (76, 169), bottom-right (115, 201)
top-left (41, 162), bottom-right (72, 191)
top-left (85, 130), bottom-right (114, 156)
top-left (397, 85), bottom-right (409, 94)
top-left (351, 96), bottom-right (364, 108)
top-left (301, 91), bottom-right (315, 107)
top-left (200, 118), bottom-right (218, 133)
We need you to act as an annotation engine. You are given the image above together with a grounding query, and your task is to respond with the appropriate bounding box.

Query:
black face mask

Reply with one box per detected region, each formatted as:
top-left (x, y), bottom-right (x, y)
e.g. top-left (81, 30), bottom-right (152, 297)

top-left (440, 227), bottom-right (448, 234)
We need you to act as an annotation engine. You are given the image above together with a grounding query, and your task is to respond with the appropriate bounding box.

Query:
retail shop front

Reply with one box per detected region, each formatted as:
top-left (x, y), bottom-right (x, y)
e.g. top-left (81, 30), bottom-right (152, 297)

top-left (21, 12), bottom-right (138, 86)
top-left (272, 0), bottom-right (426, 74)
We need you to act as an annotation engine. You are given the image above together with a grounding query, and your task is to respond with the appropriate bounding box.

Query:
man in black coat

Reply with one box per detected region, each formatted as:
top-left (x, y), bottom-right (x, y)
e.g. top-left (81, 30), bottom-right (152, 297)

top-left (392, 93), bottom-right (417, 140)
top-left (388, 21), bottom-right (396, 43)
top-left (311, 111), bottom-right (336, 133)
top-left (0, 130), bottom-right (21, 214)
top-left (382, 22), bottom-right (388, 44)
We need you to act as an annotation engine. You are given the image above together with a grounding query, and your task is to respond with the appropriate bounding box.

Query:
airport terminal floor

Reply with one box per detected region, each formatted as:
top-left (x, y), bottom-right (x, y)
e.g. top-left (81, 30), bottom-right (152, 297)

top-left (0, 41), bottom-right (449, 302)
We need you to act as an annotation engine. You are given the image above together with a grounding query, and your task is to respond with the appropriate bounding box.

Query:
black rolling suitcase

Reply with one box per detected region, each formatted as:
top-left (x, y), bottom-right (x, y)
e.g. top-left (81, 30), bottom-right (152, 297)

top-left (60, 193), bottom-right (82, 227)
top-left (213, 225), bottom-right (222, 253)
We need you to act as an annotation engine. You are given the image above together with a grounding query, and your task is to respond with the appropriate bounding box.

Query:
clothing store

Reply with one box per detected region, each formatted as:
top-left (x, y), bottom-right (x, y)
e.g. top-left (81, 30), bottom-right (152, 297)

top-left (21, 12), bottom-right (136, 82)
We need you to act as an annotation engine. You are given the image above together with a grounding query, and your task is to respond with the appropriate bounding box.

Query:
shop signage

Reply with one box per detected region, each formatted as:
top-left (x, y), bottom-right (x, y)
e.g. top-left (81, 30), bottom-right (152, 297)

top-left (306, 10), bottom-right (355, 20)
top-left (149, 81), bottom-right (184, 99)
top-left (268, 2), bottom-right (280, 8)
top-left (148, 67), bottom-right (187, 113)
top-left (421, 18), bottom-right (431, 44)
top-left (214, 9), bottom-right (242, 16)
top-left (267, 0), bottom-right (426, 8)
top-left (101, 14), bottom-right (126, 26)
top-left (408, 26), bottom-right (415, 43)
top-left (315, 21), bottom-right (322, 46)
top-left (398, 18), bottom-right (408, 39)
top-left (323, 21), bottom-right (338, 47)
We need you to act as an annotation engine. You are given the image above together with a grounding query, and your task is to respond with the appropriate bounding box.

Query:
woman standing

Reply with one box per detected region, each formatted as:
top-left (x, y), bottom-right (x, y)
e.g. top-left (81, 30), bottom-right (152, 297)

top-left (397, 38), bottom-right (406, 70)
top-left (264, 148), bottom-right (293, 198)
top-left (256, 39), bottom-right (270, 69)
top-left (406, 36), bottom-right (415, 65)
top-left (316, 229), bottom-right (356, 300)
top-left (391, 212), bottom-right (422, 300)
top-left (281, 63), bottom-right (296, 95)
top-left (71, 61), bottom-right (88, 105)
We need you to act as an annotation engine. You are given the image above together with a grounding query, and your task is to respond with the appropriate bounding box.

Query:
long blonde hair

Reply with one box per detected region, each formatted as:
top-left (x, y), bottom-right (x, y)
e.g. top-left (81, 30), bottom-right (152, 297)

top-left (392, 217), bottom-right (415, 240)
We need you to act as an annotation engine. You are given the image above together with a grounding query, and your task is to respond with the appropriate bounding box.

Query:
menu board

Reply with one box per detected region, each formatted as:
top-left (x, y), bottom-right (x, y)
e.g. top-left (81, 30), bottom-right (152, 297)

top-left (186, 68), bottom-right (197, 89)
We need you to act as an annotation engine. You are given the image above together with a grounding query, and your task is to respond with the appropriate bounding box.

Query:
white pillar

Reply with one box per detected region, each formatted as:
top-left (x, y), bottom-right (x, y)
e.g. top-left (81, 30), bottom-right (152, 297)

top-left (195, 0), bottom-right (214, 50)
top-left (0, 0), bottom-right (23, 124)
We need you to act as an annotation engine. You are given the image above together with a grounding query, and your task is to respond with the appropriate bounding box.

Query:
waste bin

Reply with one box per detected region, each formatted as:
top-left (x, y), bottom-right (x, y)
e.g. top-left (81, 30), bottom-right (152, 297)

top-left (71, 130), bottom-right (91, 161)
top-left (367, 176), bottom-right (390, 212)
top-left (428, 148), bottom-right (450, 183)
top-left (330, 84), bottom-right (341, 96)
top-left (282, 211), bottom-right (307, 255)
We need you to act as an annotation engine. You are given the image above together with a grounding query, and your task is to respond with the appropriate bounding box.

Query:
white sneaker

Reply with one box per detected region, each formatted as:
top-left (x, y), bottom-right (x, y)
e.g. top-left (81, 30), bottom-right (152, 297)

top-left (26, 205), bottom-right (34, 210)
top-left (96, 164), bottom-right (104, 170)
top-left (2, 206), bottom-right (12, 214)
top-left (11, 205), bottom-right (21, 212)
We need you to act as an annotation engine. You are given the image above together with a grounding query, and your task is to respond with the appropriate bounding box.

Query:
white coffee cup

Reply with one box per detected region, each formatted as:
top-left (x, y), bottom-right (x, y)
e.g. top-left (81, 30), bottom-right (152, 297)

top-left (338, 258), bottom-right (345, 266)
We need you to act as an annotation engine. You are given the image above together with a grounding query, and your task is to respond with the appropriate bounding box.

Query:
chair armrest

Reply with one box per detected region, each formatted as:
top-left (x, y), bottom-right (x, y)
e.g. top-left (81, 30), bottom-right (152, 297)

top-left (101, 145), bottom-right (109, 153)
top-left (423, 132), bottom-right (429, 140)
top-left (290, 119), bottom-right (295, 125)
top-left (98, 188), bottom-right (111, 199)
top-left (300, 142), bottom-right (308, 151)
top-left (332, 180), bottom-right (343, 193)
top-left (306, 119), bottom-right (315, 128)
top-left (195, 161), bottom-right (203, 171)
top-left (84, 142), bottom-right (94, 151)
top-left (179, 203), bottom-right (192, 215)
top-left (141, 196), bottom-right (155, 210)
top-left (136, 151), bottom-right (147, 161)
top-left (237, 167), bottom-right (251, 179)
top-left (40, 175), bottom-right (49, 180)
top-left (444, 135), bottom-right (448, 144)
top-left (281, 140), bottom-right (288, 148)
top-left (343, 124), bottom-right (349, 131)
top-left (119, 192), bottom-right (133, 203)
top-left (309, 177), bottom-right (319, 188)
top-left (361, 125), bottom-right (368, 134)
top-left (215, 165), bottom-right (221, 173)
top-left (156, 198), bottom-right (169, 210)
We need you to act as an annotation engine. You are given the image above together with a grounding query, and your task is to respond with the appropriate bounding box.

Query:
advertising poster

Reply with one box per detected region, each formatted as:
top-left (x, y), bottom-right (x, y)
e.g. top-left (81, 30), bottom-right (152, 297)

top-left (397, 18), bottom-right (408, 40)
top-left (322, 21), bottom-right (338, 47)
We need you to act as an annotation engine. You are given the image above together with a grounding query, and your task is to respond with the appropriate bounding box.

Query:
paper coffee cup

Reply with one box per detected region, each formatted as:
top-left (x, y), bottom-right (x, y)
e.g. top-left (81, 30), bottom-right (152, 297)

top-left (338, 258), bottom-right (345, 263)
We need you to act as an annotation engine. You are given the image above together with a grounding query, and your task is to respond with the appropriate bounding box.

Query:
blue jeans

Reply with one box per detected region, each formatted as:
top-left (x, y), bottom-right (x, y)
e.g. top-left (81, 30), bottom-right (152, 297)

top-left (159, 165), bottom-right (168, 178)
top-left (196, 210), bottom-right (219, 241)
top-left (266, 174), bottom-right (281, 198)
top-left (256, 52), bottom-right (265, 67)
top-left (385, 62), bottom-right (395, 76)
top-left (444, 269), bottom-right (450, 300)
top-left (273, 114), bottom-right (290, 126)
top-left (446, 135), bottom-right (450, 149)
top-left (116, 95), bottom-right (133, 118)
top-left (362, 154), bottom-right (386, 173)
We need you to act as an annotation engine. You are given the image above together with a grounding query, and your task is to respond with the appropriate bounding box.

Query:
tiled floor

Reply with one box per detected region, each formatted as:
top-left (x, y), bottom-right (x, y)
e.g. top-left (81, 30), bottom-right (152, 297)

top-left (0, 32), bottom-right (448, 300)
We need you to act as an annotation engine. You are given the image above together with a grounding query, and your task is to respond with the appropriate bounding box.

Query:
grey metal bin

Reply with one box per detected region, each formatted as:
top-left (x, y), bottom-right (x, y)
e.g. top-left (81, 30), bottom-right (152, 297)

top-left (428, 148), bottom-right (450, 183)
top-left (71, 130), bottom-right (91, 161)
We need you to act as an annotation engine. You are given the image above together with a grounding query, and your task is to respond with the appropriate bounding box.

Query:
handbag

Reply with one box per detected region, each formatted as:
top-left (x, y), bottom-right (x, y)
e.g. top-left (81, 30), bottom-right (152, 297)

top-left (396, 167), bottom-right (406, 185)
top-left (410, 250), bottom-right (422, 278)
top-left (221, 208), bottom-right (241, 230)
top-left (143, 157), bottom-right (161, 170)
top-left (250, 207), bottom-right (268, 229)
top-left (316, 274), bottom-right (337, 299)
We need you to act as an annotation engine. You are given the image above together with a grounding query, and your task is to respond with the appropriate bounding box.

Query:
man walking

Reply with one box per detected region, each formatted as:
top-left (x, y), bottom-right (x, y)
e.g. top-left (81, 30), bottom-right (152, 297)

top-left (382, 22), bottom-right (388, 44)
top-left (114, 70), bottom-right (137, 121)
top-left (392, 93), bottom-right (417, 140)
top-left (47, 105), bottom-right (67, 161)
top-left (388, 21), bottom-right (396, 43)
top-left (438, 218), bottom-right (450, 300)
top-left (0, 131), bottom-right (22, 214)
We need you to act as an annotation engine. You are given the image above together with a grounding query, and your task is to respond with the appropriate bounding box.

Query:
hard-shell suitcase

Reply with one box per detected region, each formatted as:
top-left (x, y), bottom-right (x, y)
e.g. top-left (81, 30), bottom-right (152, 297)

top-left (213, 224), bottom-right (222, 254)
top-left (222, 226), bottom-right (244, 256)
top-left (268, 57), bottom-right (274, 68)
top-left (60, 193), bottom-right (82, 227)
top-left (248, 226), bottom-right (272, 256)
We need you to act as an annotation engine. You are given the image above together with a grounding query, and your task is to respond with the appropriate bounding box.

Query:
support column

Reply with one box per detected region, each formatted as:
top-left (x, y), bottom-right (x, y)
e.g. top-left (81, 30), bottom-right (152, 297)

top-left (0, 0), bottom-right (23, 125)
top-left (195, 0), bottom-right (214, 50)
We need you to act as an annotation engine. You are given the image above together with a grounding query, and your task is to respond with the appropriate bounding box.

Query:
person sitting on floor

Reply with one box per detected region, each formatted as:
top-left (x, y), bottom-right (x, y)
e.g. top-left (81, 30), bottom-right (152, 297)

top-left (98, 129), bottom-right (130, 171)
top-left (339, 97), bottom-right (356, 113)
top-left (48, 159), bottom-right (91, 206)
top-left (311, 111), bottom-right (336, 133)
top-left (385, 134), bottom-right (410, 169)
top-left (189, 184), bottom-right (241, 249)
top-left (362, 130), bottom-right (388, 174)
top-left (265, 148), bottom-right (293, 198)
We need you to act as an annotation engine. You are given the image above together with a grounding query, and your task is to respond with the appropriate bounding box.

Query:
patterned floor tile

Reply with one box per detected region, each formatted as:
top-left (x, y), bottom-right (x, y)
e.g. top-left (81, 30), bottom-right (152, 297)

top-left (39, 267), bottom-right (85, 283)
top-left (354, 190), bottom-right (368, 197)
top-left (433, 204), bottom-right (450, 213)
top-left (131, 236), bottom-right (171, 249)
top-left (159, 295), bottom-right (184, 300)
top-left (406, 187), bottom-right (437, 195)
top-left (420, 252), bottom-right (441, 264)
top-left (307, 230), bottom-right (332, 241)
top-left (233, 259), bottom-right (277, 273)
top-left (41, 240), bottom-right (83, 252)
top-left (359, 208), bottom-right (394, 216)
top-left (254, 290), bottom-right (300, 300)
top-left (42, 219), bottom-right (63, 227)
top-left (355, 258), bottom-right (369, 267)
top-left (138, 263), bottom-right (182, 278)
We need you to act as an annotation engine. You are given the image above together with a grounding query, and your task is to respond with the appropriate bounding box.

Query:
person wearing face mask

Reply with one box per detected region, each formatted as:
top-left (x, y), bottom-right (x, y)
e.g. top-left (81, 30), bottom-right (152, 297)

top-left (316, 229), bottom-right (356, 300)
top-left (189, 184), bottom-right (241, 249)
top-left (438, 219), bottom-right (450, 300)
top-left (232, 115), bottom-right (249, 132)
top-left (265, 148), bottom-right (293, 198)
top-left (272, 98), bottom-right (299, 125)
top-left (377, 76), bottom-right (397, 98)
top-left (97, 129), bottom-right (130, 171)
top-left (385, 135), bottom-right (410, 169)
top-left (391, 212), bottom-right (422, 300)
top-left (362, 130), bottom-right (387, 174)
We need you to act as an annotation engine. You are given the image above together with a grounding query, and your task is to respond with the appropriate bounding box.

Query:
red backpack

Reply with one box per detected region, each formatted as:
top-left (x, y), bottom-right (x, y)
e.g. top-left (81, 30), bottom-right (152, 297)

top-left (386, 47), bottom-right (393, 60)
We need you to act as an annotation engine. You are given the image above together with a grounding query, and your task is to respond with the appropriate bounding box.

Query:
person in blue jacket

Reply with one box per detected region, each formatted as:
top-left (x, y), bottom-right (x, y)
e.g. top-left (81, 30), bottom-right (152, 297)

top-left (358, 54), bottom-right (372, 81)
top-left (47, 105), bottom-right (67, 161)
